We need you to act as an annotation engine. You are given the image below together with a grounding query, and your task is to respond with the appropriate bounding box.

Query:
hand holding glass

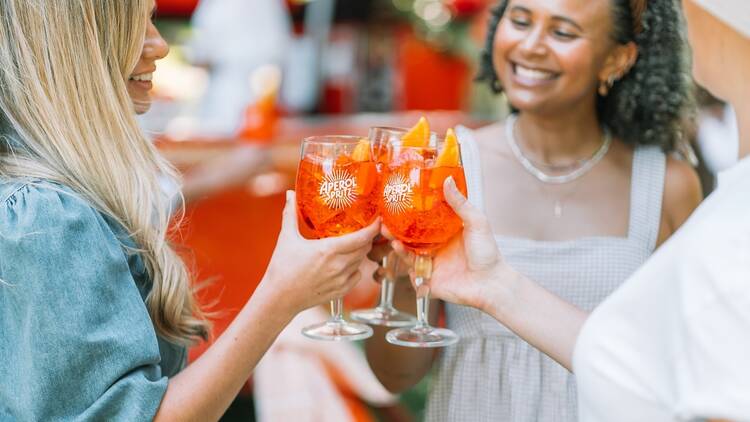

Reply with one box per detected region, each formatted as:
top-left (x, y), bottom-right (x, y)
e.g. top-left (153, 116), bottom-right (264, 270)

top-left (295, 135), bottom-right (378, 341)
top-left (380, 135), bottom-right (467, 347)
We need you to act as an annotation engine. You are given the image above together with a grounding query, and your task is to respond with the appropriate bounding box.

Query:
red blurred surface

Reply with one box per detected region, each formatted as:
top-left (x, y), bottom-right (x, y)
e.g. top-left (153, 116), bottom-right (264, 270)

top-left (397, 32), bottom-right (471, 111)
top-left (156, 0), bottom-right (199, 17)
top-left (178, 189), bottom-right (285, 361)
top-left (447, 0), bottom-right (488, 17)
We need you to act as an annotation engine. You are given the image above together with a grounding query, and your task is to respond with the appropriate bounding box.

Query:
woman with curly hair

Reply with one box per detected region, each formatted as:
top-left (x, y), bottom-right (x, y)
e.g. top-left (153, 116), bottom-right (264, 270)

top-left (365, 0), bottom-right (702, 420)
top-left (424, 0), bottom-right (750, 419)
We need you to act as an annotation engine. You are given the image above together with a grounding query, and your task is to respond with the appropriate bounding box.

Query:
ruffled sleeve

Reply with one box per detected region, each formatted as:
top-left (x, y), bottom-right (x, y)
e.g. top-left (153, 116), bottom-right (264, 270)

top-left (0, 182), bottom-right (167, 421)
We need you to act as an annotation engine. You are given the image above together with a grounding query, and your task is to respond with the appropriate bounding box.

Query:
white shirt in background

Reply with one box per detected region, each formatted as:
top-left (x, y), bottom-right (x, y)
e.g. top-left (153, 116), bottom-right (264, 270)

top-left (187, 0), bottom-right (292, 135)
top-left (698, 105), bottom-right (740, 176)
top-left (574, 155), bottom-right (750, 421)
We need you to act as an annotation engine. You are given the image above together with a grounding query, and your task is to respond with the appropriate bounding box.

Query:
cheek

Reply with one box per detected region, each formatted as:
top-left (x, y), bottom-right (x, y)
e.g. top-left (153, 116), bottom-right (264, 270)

top-left (550, 42), bottom-right (604, 96)
top-left (492, 22), bottom-right (520, 81)
top-left (553, 42), bottom-right (598, 80)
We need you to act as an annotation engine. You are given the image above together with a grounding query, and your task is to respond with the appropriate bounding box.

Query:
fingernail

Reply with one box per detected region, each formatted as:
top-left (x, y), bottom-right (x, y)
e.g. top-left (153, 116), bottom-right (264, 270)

top-left (445, 176), bottom-right (457, 195)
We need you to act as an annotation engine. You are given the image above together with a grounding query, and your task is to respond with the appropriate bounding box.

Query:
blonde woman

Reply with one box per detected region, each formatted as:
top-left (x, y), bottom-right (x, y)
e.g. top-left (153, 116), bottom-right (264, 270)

top-left (424, 0), bottom-right (750, 419)
top-left (0, 1), bottom-right (378, 420)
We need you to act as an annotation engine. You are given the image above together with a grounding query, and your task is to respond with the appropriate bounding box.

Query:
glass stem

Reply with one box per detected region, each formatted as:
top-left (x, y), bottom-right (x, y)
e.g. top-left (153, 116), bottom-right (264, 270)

top-left (379, 279), bottom-right (395, 309)
top-left (330, 298), bottom-right (344, 323)
top-left (416, 289), bottom-right (430, 329)
top-left (414, 254), bottom-right (433, 329)
top-left (379, 255), bottom-right (395, 310)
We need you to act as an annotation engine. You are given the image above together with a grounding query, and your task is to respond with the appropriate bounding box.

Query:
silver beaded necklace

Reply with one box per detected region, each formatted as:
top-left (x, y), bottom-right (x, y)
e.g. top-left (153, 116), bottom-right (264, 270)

top-left (506, 114), bottom-right (612, 185)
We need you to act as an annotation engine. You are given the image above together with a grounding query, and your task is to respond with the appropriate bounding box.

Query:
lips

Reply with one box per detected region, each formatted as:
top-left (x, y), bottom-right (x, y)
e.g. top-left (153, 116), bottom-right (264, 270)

top-left (128, 71), bottom-right (154, 91)
top-left (129, 72), bottom-right (153, 82)
top-left (510, 62), bottom-right (560, 87)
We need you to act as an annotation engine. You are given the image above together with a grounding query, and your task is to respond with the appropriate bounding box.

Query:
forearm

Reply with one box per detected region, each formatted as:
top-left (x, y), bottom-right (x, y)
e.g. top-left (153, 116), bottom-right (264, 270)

top-left (483, 268), bottom-right (588, 371)
top-left (365, 279), bottom-right (438, 393)
top-left (154, 281), bottom-right (293, 422)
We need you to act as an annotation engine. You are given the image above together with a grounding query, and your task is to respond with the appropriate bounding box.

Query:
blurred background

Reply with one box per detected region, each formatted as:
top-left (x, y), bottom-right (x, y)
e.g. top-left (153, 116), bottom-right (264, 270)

top-left (147, 1), bottom-right (501, 421)
top-left (147, 0), bottom-right (500, 137)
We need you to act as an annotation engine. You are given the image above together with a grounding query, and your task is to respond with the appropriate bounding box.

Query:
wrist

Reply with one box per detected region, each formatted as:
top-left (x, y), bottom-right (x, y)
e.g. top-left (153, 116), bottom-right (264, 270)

top-left (250, 276), bottom-right (300, 322)
top-left (477, 263), bottom-right (523, 320)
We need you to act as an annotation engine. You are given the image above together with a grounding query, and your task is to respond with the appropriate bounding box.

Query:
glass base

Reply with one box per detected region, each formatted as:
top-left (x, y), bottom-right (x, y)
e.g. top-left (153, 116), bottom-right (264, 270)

top-left (302, 320), bottom-right (373, 341)
top-left (386, 326), bottom-right (459, 348)
top-left (350, 307), bottom-right (417, 327)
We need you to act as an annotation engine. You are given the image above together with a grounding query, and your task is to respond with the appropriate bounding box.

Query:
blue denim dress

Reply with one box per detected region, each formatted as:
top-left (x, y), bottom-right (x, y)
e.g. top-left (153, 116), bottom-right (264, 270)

top-left (0, 179), bottom-right (187, 421)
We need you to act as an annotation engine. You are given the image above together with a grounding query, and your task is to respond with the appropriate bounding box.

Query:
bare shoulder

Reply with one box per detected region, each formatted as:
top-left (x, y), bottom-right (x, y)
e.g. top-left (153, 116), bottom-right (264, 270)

top-left (659, 155), bottom-right (703, 240)
top-left (468, 121), bottom-right (508, 155)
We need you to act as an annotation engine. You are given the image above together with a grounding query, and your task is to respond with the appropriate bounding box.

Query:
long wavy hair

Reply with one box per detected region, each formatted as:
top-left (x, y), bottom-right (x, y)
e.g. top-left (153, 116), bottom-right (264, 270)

top-left (477, 0), bottom-right (692, 151)
top-left (0, 0), bottom-right (209, 345)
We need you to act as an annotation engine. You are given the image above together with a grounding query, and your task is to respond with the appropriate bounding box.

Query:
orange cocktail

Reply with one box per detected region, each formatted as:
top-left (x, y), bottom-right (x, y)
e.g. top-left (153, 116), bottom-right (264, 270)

top-left (297, 154), bottom-right (378, 238)
top-left (295, 135), bottom-right (377, 341)
top-left (380, 156), bottom-right (467, 254)
top-left (350, 127), bottom-right (418, 328)
top-left (381, 127), bottom-right (466, 348)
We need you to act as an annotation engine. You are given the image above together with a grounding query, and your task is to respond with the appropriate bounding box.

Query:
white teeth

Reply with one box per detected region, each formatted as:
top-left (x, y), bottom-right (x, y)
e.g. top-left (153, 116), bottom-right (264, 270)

top-left (130, 73), bottom-right (153, 82)
top-left (515, 65), bottom-right (555, 81)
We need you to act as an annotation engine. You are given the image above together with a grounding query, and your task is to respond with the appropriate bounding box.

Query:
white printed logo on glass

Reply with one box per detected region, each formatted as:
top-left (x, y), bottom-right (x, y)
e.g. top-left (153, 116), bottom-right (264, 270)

top-left (319, 169), bottom-right (358, 209)
top-left (383, 173), bottom-right (413, 214)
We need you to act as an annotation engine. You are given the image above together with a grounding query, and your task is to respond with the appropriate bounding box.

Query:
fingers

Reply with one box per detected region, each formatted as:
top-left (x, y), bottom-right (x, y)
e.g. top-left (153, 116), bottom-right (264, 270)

top-left (367, 238), bottom-right (392, 263)
top-left (345, 269), bottom-right (362, 286)
top-left (331, 269), bottom-right (362, 299)
top-left (390, 239), bottom-right (414, 266)
top-left (338, 243), bottom-right (373, 267)
top-left (280, 190), bottom-right (300, 237)
top-left (326, 217), bottom-right (381, 253)
top-left (312, 269), bottom-right (362, 306)
top-left (372, 265), bottom-right (386, 284)
top-left (444, 177), bottom-right (491, 234)
top-left (380, 225), bottom-right (395, 241)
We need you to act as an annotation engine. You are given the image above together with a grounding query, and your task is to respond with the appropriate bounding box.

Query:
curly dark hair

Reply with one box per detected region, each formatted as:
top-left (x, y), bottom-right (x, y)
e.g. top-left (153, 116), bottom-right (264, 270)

top-left (476, 0), bottom-right (692, 152)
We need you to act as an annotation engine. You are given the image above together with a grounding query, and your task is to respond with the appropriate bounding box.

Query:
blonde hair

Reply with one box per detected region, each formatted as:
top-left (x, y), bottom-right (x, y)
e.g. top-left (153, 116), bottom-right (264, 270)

top-left (0, 0), bottom-right (209, 345)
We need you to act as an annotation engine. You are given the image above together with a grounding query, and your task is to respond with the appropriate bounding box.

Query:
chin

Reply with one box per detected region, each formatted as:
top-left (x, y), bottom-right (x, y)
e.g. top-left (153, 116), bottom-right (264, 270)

top-left (133, 100), bottom-right (152, 115)
top-left (505, 93), bottom-right (550, 114)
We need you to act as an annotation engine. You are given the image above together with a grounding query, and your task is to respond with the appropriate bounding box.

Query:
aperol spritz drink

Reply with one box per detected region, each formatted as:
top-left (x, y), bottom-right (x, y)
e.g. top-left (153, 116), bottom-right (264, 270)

top-left (381, 128), bottom-right (467, 347)
top-left (296, 135), bottom-right (378, 341)
top-left (350, 127), bottom-right (417, 328)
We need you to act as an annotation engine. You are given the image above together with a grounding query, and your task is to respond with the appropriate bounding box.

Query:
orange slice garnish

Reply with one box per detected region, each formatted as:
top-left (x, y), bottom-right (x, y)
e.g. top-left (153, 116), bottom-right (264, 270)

top-left (436, 128), bottom-right (459, 167)
top-left (401, 116), bottom-right (430, 147)
top-left (352, 138), bottom-right (371, 162)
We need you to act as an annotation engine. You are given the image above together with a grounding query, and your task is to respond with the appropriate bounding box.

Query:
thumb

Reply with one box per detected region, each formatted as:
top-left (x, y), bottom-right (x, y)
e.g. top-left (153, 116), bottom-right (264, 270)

top-left (444, 177), bottom-right (500, 270)
top-left (280, 190), bottom-right (300, 237)
top-left (444, 177), bottom-right (491, 235)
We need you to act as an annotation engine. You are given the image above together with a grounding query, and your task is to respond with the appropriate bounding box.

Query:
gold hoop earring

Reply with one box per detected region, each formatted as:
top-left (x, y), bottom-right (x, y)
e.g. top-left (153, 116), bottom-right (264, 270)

top-left (598, 75), bottom-right (616, 97)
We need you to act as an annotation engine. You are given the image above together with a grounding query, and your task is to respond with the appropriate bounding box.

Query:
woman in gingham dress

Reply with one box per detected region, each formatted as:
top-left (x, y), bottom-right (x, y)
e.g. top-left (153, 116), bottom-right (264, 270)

top-left (364, 0), bottom-right (702, 420)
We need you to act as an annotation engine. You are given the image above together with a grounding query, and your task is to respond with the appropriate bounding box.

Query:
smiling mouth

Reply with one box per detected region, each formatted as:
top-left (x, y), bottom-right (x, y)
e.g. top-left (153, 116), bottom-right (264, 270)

top-left (129, 72), bottom-right (153, 83)
top-left (512, 63), bottom-right (560, 82)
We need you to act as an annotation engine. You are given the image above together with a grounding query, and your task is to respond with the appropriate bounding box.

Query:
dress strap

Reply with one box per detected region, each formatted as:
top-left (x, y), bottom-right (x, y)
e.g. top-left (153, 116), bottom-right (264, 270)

top-left (627, 144), bottom-right (666, 252)
top-left (456, 125), bottom-right (486, 212)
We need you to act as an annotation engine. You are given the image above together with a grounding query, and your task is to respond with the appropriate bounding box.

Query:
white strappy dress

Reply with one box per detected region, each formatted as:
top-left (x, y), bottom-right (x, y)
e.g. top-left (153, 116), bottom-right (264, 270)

top-left (425, 125), bottom-right (666, 422)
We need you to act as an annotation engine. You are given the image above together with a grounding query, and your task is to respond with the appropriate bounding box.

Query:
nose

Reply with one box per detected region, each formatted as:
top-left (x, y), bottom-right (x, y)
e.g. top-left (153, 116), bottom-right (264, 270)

top-left (143, 21), bottom-right (169, 61)
top-left (518, 25), bottom-right (547, 58)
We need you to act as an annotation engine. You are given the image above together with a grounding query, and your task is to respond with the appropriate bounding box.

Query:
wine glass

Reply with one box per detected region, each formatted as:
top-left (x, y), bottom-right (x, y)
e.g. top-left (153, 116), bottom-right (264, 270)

top-left (296, 135), bottom-right (378, 341)
top-left (351, 127), bottom-right (417, 327)
top-left (380, 137), bottom-right (467, 347)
